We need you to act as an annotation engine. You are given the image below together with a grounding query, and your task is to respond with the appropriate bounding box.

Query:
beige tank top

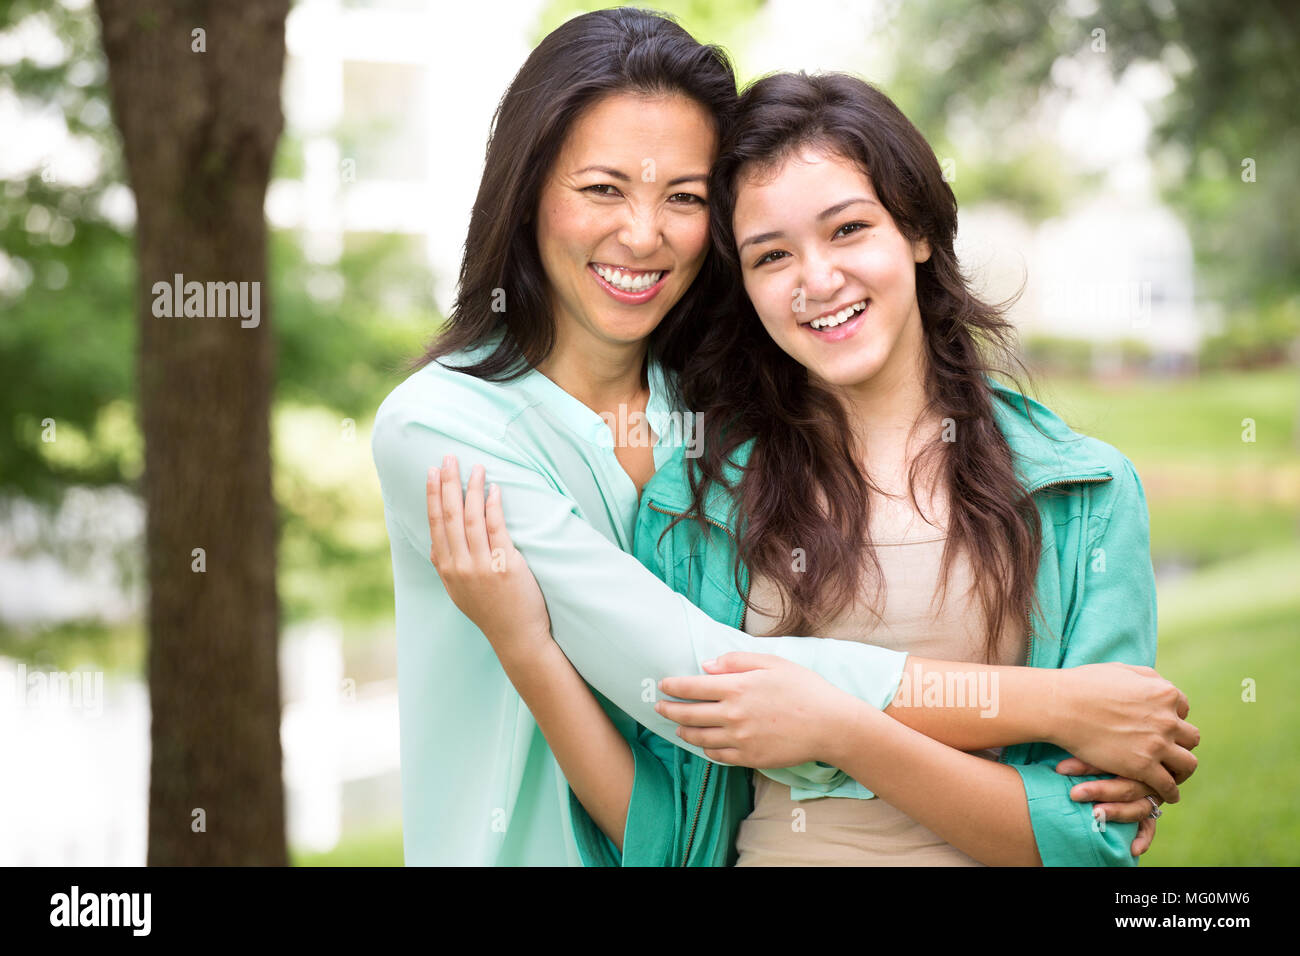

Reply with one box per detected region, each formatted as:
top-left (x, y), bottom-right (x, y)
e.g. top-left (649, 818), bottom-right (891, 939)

top-left (734, 515), bottom-right (1026, 867)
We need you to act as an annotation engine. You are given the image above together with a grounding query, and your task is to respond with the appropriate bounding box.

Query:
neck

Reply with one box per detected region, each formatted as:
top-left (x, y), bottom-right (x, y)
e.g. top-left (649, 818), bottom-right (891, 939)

top-left (534, 321), bottom-right (649, 415)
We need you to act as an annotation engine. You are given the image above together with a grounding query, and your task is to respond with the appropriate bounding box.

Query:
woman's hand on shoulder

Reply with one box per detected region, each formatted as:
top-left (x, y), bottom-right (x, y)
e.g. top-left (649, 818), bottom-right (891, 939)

top-left (427, 455), bottom-right (553, 668)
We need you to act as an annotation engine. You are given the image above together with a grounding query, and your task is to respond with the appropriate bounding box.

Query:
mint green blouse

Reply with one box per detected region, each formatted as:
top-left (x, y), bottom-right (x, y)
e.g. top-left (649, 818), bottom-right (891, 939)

top-left (370, 341), bottom-right (909, 865)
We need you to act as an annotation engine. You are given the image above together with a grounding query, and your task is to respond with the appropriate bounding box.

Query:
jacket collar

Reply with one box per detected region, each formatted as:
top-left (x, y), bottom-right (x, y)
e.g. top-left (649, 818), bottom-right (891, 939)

top-left (647, 376), bottom-right (1114, 524)
top-left (985, 376), bottom-right (1114, 492)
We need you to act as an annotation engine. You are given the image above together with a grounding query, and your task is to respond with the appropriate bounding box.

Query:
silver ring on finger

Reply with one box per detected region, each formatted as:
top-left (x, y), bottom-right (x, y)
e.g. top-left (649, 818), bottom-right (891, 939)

top-left (1146, 795), bottom-right (1163, 820)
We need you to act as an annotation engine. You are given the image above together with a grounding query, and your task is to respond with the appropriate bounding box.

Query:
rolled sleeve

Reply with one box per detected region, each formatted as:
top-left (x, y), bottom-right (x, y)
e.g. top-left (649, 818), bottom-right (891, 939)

top-left (1013, 759), bottom-right (1140, 866)
top-left (570, 726), bottom-right (681, 867)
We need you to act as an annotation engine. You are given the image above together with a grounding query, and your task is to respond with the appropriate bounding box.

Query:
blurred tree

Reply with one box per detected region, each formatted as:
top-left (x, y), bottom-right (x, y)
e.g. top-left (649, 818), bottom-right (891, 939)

top-left (95, 0), bottom-right (289, 865)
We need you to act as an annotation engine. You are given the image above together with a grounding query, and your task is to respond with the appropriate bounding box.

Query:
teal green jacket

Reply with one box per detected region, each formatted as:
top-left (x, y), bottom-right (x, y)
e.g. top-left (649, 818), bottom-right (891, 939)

top-left (569, 378), bottom-right (1158, 867)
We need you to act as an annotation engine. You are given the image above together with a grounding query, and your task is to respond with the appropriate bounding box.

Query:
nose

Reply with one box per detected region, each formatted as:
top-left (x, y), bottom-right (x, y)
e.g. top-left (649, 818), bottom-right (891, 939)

top-left (616, 205), bottom-right (664, 259)
top-left (799, 246), bottom-right (845, 308)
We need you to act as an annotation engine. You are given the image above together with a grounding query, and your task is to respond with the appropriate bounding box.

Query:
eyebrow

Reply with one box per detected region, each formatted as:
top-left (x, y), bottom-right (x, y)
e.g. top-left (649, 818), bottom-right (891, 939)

top-left (737, 197), bottom-right (881, 252)
top-left (573, 165), bottom-right (709, 187)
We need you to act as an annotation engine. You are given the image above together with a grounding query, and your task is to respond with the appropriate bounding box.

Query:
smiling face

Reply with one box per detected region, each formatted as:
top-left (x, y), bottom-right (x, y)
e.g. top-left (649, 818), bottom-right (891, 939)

top-left (534, 91), bottom-right (718, 353)
top-left (733, 145), bottom-right (932, 395)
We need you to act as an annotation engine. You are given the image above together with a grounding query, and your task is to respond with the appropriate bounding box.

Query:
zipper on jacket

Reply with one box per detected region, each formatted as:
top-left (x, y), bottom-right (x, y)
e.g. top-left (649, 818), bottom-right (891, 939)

top-left (645, 500), bottom-right (749, 865)
top-left (999, 473), bottom-right (1113, 765)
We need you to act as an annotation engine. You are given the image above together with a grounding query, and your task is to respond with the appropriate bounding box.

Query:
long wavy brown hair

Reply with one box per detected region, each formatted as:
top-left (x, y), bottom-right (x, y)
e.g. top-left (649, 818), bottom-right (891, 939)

top-left (678, 72), bottom-right (1045, 661)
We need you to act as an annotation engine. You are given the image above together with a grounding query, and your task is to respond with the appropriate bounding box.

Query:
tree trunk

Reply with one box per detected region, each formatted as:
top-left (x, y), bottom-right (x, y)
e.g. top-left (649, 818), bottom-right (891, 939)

top-left (95, 0), bottom-right (290, 865)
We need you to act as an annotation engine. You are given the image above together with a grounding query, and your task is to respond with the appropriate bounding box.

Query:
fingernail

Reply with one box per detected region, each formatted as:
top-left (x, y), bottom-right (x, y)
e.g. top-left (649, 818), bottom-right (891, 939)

top-left (443, 455), bottom-right (453, 468)
top-left (702, 659), bottom-right (716, 668)
top-left (488, 483), bottom-right (497, 496)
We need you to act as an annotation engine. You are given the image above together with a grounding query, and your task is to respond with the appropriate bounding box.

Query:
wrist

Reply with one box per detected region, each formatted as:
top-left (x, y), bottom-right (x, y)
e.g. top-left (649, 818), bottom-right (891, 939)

top-left (1039, 668), bottom-right (1073, 749)
top-left (819, 691), bottom-right (882, 766)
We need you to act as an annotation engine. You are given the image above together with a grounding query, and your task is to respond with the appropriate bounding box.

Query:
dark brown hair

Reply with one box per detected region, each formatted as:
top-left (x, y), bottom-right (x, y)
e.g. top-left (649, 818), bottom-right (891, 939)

top-left (679, 72), bottom-right (1043, 660)
top-left (408, 7), bottom-right (738, 382)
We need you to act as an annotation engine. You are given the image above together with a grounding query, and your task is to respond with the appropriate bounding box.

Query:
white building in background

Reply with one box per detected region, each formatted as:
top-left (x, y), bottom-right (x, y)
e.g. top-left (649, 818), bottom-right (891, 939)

top-left (985, 45), bottom-right (1202, 367)
top-left (1035, 198), bottom-right (1197, 358)
top-left (959, 196), bottom-right (1200, 368)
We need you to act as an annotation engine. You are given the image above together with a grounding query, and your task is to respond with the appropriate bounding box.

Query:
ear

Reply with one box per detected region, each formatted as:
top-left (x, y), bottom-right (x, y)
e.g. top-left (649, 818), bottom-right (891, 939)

top-left (913, 237), bottom-right (931, 264)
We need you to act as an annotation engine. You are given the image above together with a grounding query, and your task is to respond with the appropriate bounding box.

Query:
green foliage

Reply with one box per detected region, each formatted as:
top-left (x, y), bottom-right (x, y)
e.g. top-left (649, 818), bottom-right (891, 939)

top-left (0, 214), bottom-right (137, 499)
top-left (945, 144), bottom-right (1081, 221)
top-left (1200, 299), bottom-right (1300, 371)
top-left (1020, 334), bottom-right (1098, 376)
top-left (270, 226), bottom-right (437, 624)
top-left (891, 0), bottom-right (1300, 355)
top-left (1019, 335), bottom-right (1156, 378)
top-left (0, 0), bottom-right (135, 501)
top-left (272, 228), bottom-right (435, 416)
top-left (0, 615), bottom-right (143, 673)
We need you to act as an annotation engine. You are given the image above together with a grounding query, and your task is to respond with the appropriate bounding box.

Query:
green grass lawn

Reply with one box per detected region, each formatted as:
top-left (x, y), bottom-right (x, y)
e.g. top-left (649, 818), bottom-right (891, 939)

top-left (1030, 367), bottom-right (1299, 468)
top-left (1142, 545), bottom-right (1300, 865)
top-left (293, 825), bottom-right (403, 867)
top-left (1036, 368), bottom-right (1299, 569)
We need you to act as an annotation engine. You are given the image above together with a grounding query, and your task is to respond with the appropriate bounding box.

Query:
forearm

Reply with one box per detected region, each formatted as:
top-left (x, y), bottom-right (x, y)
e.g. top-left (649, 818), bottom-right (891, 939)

top-left (883, 657), bottom-right (1067, 751)
top-left (494, 639), bottom-right (634, 853)
top-left (828, 698), bottom-right (1042, 866)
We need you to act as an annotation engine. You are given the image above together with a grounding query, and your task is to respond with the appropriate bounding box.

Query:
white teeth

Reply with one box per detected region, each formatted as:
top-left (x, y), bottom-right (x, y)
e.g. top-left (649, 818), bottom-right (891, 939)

top-left (594, 265), bottom-right (664, 292)
top-left (810, 300), bottom-right (867, 330)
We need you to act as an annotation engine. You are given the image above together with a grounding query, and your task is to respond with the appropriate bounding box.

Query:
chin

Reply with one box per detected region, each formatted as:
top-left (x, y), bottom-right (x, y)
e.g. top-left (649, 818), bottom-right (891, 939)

top-left (812, 359), bottom-right (885, 389)
top-left (596, 313), bottom-right (666, 344)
